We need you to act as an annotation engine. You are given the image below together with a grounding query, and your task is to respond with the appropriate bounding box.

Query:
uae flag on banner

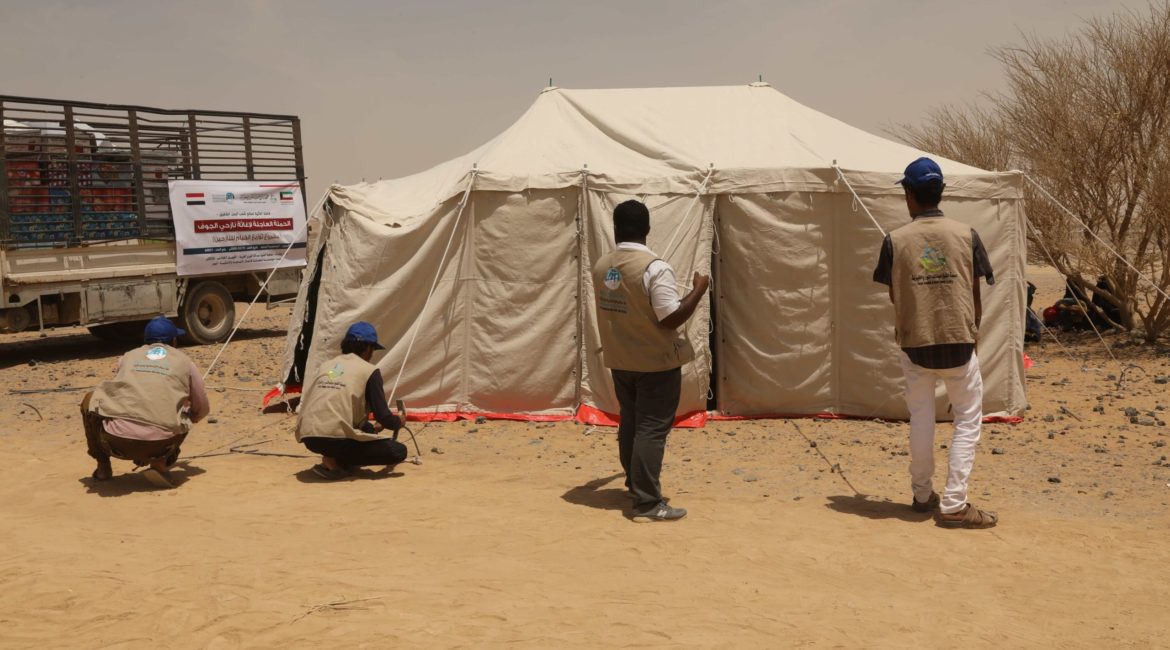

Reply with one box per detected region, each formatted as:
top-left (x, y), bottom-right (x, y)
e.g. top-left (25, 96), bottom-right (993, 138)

top-left (186, 192), bottom-right (205, 206)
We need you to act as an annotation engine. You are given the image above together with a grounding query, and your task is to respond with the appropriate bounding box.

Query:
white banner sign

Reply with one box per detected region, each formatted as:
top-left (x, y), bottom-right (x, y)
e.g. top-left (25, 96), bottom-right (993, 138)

top-left (169, 180), bottom-right (307, 277)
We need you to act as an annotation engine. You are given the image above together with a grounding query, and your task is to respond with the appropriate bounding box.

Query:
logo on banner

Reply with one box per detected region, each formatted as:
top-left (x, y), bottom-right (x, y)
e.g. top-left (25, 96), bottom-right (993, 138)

top-left (280, 191), bottom-right (294, 203)
top-left (185, 193), bottom-right (205, 206)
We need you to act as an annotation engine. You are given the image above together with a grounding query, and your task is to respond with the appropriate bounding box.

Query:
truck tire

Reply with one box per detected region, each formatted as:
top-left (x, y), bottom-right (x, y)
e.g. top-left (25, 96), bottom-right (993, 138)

top-left (180, 281), bottom-right (235, 345)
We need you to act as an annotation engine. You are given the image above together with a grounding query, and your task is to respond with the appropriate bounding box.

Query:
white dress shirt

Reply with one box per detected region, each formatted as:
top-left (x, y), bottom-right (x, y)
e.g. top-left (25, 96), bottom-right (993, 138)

top-left (616, 242), bottom-right (682, 322)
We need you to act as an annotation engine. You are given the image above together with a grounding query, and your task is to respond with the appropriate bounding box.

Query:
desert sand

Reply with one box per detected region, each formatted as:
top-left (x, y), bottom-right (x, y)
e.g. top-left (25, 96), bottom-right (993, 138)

top-left (1, 266), bottom-right (1168, 649)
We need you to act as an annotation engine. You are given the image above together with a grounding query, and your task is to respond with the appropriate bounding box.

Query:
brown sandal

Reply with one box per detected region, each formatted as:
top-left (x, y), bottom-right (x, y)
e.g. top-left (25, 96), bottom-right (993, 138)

top-left (937, 503), bottom-right (998, 529)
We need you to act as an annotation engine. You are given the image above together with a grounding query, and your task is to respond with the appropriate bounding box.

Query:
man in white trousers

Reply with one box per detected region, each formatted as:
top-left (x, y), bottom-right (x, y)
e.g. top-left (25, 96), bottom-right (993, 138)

top-left (872, 157), bottom-right (998, 529)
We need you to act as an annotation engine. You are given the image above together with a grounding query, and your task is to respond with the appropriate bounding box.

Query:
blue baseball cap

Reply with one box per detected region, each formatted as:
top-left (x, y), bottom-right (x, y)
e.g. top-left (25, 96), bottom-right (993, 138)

top-left (897, 157), bottom-right (944, 187)
top-left (343, 321), bottom-right (384, 350)
top-left (143, 316), bottom-right (185, 343)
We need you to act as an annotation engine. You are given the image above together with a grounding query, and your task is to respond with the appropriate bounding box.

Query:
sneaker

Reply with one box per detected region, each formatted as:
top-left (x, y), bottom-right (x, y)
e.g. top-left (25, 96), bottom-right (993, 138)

top-left (911, 491), bottom-right (940, 513)
top-left (311, 463), bottom-right (347, 481)
top-left (632, 501), bottom-right (687, 522)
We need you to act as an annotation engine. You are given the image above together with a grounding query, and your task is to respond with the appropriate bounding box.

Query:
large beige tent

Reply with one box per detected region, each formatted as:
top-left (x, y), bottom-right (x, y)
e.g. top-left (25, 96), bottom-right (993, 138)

top-left (281, 83), bottom-right (1027, 424)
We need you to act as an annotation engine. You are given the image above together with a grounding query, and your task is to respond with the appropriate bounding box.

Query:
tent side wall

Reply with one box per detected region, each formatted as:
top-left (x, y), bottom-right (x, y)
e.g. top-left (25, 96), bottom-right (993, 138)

top-left (712, 178), bottom-right (1027, 419)
top-left (284, 170), bottom-right (1026, 422)
top-left (296, 188), bottom-right (582, 417)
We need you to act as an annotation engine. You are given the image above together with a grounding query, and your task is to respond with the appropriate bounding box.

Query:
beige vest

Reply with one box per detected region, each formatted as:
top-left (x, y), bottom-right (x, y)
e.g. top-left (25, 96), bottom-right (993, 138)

top-left (89, 344), bottom-right (194, 434)
top-left (889, 216), bottom-right (978, 348)
top-left (593, 249), bottom-right (695, 372)
top-left (295, 353), bottom-right (382, 442)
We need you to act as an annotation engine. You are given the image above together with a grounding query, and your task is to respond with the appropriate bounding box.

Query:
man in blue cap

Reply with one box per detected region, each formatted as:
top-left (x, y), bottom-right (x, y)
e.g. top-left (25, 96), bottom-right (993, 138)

top-left (295, 321), bottom-right (407, 479)
top-left (82, 316), bottom-right (211, 489)
top-left (872, 157), bottom-right (998, 529)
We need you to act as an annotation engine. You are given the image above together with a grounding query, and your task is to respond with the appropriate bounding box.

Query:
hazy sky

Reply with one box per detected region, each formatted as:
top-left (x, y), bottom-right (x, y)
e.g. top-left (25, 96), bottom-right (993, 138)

top-left (0, 0), bottom-right (1151, 200)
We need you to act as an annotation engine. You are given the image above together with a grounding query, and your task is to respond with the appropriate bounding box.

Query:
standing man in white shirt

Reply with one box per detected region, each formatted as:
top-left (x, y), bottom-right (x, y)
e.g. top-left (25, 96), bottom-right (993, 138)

top-left (593, 199), bottom-right (709, 522)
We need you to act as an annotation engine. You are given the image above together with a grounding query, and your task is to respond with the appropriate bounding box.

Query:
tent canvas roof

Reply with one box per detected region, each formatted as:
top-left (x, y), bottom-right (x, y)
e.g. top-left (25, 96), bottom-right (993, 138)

top-left (329, 83), bottom-right (1014, 223)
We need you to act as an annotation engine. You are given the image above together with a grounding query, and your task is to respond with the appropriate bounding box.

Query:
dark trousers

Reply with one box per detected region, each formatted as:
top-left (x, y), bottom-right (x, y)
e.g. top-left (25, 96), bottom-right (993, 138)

top-left (611, 367), bottom-right (682, 509)
top-left (302, 436), bottom-right (408, 468)
top-left (81, 392), bottom-right (185, 467)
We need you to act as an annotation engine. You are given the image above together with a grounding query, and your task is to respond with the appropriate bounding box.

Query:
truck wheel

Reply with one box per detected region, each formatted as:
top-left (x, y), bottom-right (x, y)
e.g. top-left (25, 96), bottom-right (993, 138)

top-left (0, 306), bottom-right (34, 333)
top-left (180, 281), bottom-right (235, 344)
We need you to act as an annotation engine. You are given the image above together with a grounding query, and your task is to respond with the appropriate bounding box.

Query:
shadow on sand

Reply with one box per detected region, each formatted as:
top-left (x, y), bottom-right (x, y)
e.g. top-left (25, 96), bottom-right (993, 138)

top-left (824, 494), bottom-right (934, 523)
top-left (1, 326), bottom-right (286, 371)
top-left (561, 473), bottom-right (629, 513)
top-left (293, 466), bottom-right (404, 483)
top-left (79, 461), bottom-right (207, 497)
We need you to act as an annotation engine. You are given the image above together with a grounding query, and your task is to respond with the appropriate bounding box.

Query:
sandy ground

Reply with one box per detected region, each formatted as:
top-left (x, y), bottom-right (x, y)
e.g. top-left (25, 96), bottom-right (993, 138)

top-left (1, 266), bottom-right (1168, 649)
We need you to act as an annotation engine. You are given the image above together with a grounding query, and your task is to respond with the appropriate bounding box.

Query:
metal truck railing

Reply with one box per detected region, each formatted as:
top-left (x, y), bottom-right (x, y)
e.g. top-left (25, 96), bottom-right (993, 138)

top-left (0, 95), bottom-right (305, 247)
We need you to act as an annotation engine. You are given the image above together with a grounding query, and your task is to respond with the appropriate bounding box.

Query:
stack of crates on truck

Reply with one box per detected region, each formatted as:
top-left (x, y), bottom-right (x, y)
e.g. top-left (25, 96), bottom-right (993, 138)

top-left (5, 121), bottom-right (140, 246)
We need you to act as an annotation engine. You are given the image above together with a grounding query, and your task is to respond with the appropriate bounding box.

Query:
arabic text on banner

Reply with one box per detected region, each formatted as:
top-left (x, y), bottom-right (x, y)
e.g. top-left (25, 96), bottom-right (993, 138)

top-left (168, 180), bottom-right (307, 277)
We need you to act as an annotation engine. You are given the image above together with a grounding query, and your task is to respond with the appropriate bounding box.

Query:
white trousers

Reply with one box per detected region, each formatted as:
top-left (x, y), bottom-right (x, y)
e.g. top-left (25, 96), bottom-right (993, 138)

top-left (899, 352), bottom-right (983, 514)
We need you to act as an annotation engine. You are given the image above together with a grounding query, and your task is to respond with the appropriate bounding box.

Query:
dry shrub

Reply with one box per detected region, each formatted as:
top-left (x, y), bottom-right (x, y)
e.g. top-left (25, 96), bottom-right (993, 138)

top-left (895, 1), bottom-right (1170, 341)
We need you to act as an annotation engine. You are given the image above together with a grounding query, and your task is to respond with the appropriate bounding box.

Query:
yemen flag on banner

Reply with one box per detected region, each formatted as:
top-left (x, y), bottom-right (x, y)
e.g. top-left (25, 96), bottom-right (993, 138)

top-left (186, 192), bottom-right (205, 206)
top-left (280, 190), bottom-right (294, 202)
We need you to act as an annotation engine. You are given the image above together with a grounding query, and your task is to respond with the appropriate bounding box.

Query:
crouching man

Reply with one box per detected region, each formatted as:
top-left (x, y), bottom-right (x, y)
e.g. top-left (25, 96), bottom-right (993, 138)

top-left (295, 322), bottom-right (407, 480)
top-left (83, 316), bottom-right (210, 489)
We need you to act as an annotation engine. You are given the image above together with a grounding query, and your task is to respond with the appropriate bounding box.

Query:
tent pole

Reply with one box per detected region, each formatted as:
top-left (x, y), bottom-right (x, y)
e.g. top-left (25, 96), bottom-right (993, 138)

top-left (574, 165), bottom-right (588, 411)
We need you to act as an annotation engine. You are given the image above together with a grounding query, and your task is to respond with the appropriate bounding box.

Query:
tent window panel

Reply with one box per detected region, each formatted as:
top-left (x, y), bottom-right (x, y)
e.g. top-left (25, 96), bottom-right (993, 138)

top-left (466, 280), bottom-right (577, 412)
top-left (715, 193), bottom-right (833, 416)
top-left (373, 286), bottom-right (470, 411)
top-left (465, 190), bottom-right (579, 413)
top-left (471, 190), bottom-right (579, 284)
top-left (830, 192), bottom-right (907, 418)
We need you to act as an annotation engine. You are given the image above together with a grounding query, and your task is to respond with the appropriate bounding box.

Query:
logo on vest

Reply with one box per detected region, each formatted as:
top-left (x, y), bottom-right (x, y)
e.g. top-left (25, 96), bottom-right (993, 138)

top-left (145, 346), bottom-right (168, 361)
top-left (603, 267), bottom-right (622, 290)
top-left (919, 246), bottom-right (948, 274)
top-left (326, 363), bottom-right (345, 379)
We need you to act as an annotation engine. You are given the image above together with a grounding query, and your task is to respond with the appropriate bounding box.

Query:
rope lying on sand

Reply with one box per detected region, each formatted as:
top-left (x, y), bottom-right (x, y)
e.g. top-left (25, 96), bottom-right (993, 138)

top-left (789, 421), bottom-right (861, 497)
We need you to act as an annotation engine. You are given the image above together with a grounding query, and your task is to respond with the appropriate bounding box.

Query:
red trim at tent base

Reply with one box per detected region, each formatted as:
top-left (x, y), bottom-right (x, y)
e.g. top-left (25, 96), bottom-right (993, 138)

top-left (707, 411), bottom-right (1022, 425)
top-left (260, 386), bottom-right (1018, 425)
top-left (262, 384), bottom-right (300, 408)
top-left (575, 404), bottom-right (707, 428)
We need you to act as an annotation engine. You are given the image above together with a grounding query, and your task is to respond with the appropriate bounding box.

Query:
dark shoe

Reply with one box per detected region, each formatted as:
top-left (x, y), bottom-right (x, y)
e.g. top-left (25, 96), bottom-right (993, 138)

top-left (632, 501), bottom-right (687, 522)
top-left (911, 491), bottom-right (940, 513)
top-left (936, 503), bottom-right (998, 529)
top-left (311, 463), bottom-right (347, 481)
top-left (92, 460), bottom-right (113, 481)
